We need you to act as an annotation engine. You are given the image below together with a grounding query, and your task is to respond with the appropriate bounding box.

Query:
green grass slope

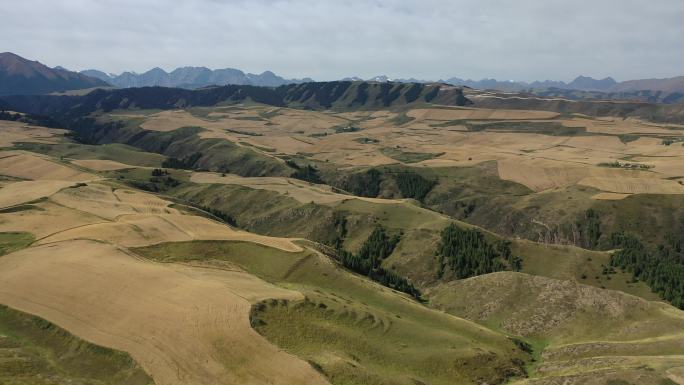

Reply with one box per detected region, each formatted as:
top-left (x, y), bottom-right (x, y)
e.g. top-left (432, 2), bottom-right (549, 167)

top-left (427, 271), bottom-right (684, 384)
top-left (0, 305), bottom-right (152, 385)
top-left (0, 232), bottom-right (33, 256)
top-left (134, 240), bottom-right (531, 385)
top-left (162, 175), bottom-right (658, 299)
top-left (15, 142), bottom-right (165, 167)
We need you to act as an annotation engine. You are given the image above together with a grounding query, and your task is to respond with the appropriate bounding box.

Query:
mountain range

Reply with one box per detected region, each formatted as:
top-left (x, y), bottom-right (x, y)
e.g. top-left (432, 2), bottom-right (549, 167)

top-left (1, 52), bottom-right (684, 104)
top-left (366, 73), bottom-right (684, 94)
top-left (443, 75), bottom-right (619, 92)
top-left (354, 74), bottom-right (684, 103)
top-left (444, 74), bottom-right (684, 95)
top-left (80, 67), bottom-right (313, 89)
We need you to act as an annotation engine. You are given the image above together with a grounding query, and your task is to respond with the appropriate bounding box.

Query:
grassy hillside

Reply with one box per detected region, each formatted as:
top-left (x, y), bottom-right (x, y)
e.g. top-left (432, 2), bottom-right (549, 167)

top-left (70, 116), bottom-right (292, 177)
top-left (134, 240), bottom-right (530, 385)
top-left (134, 240), bottom-right (681, 384)
top-left (427, 272), bottom-right (684, 384)
top-left (14, 142), bottom-right (165, 167)
top-left (171, 182), bottom-right (350, 245)
top-left (513, 240), bottom-right (658, 300)
top-left (0, 305), bottom-right (152, 385)
top-left (156, 173), bottom-right (657, 298)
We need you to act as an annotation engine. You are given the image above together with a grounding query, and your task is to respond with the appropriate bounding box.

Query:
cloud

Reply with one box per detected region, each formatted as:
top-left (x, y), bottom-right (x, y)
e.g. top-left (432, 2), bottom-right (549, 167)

top-left (2, 0), bottom-right (683, 81)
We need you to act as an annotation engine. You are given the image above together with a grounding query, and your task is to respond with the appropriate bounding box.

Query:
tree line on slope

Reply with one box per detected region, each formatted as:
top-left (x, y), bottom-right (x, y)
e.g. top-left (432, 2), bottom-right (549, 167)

top-left (339, 168), bottom-right (437, 202)
top-left (394, 172), bottom-right (437, 202)
top-left (286, 160), bottom-right (324, 184)
top-left (336, 227), bottom-right (422, 299)
top-left (610, 231), bottom-right (684, 308)
top-left (437, 223), bottom-right (521, 279)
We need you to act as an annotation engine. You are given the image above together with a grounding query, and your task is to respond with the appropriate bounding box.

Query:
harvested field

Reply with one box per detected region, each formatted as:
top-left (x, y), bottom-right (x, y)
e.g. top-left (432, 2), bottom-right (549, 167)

top-left (139, 110), bottom-right (210, 132)
top-left (629, 156), bottom-right (684, 177)
top-left (0, 180), bottom-right (75, 208)
top-left (137, 108), bottom-right (346, 139)
top-left (590, 192), bottom-right (631, 200)
top-left (35, 214), bottom-right (193, 247)
top-left (407, 107), bottom-right (560, 121)
top-left (50, 183), bottom-right (179, 220)
top-left (158, 214), bottom-right (302, 251)
top-left (71, 159), bottom-right (137, 171)
top-left (578, 176), bottom-right (684, 194)
top-left (0, 120), bottom-right (67, 147)
top-left (0, 151), bottom-right (94, 181)
top-left (0, 240), bottom-right (328, 385)
top-left (497, 159), bottom-right (591, 191)
top-left (0, 201), bottom-right (104, 239)
top-left (41, 183), bottom-right (303, 251)
top-left (497, 158), bottom-right (659, 192)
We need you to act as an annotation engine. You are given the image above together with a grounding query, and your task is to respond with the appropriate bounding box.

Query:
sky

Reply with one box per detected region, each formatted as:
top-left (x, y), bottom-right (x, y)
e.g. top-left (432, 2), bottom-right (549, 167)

top-left (2, 0), bottom-right (684, 82)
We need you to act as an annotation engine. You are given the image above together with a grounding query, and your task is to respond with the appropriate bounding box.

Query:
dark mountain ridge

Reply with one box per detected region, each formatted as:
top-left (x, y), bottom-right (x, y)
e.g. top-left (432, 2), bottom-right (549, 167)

top-left (0, 52), bottom-right (109, 96)
top-left (4, 80), bottom-right (684, 126)
top-left (0, 81), bottom-right (469, 121)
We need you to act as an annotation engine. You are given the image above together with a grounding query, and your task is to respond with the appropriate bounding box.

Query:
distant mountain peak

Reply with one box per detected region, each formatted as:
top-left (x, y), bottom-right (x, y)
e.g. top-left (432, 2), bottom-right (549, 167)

top-left (369, 75), bottom-right (391, 82)
top-left (143, 67), bottom-right (168, 77)
top-left (568, 75), bottom-right (617, 91)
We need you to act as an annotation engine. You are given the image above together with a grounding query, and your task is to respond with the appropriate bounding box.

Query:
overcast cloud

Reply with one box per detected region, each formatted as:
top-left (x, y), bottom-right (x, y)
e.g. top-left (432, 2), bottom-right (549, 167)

top-left (2, 0), bottom-right (683, 81)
